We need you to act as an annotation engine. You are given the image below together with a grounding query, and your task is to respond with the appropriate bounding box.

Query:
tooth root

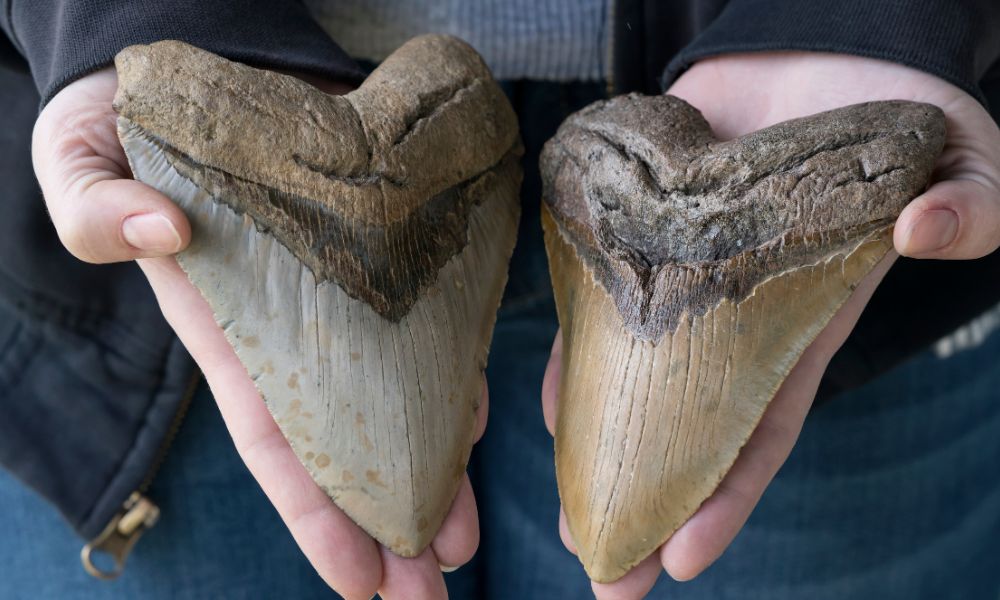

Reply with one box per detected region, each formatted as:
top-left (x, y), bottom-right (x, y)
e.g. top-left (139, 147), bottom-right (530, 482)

top-left (540, 94), bottom-right (945, 582)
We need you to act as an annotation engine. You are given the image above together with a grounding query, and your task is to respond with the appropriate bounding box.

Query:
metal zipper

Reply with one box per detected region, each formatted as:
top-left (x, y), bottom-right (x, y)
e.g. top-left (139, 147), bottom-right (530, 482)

top-left (80, 370), bottom-right (201, 579)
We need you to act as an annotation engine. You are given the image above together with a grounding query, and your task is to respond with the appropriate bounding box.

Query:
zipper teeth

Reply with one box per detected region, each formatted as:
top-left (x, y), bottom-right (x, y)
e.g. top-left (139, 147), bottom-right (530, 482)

top-left (138, 370), bottom-right (202, 493)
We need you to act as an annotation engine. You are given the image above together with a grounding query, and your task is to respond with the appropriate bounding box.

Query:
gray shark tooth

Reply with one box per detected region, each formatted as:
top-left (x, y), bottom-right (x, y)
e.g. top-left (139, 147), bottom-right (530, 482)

top-left (541, 94), bottom-right (945, 582)
top-left (114, 35), bottom-right (522, 557)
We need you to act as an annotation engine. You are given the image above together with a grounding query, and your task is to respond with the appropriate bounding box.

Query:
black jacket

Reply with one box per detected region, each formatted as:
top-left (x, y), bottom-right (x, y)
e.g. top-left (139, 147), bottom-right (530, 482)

top-left (1, 0), bottom-right (998, 560)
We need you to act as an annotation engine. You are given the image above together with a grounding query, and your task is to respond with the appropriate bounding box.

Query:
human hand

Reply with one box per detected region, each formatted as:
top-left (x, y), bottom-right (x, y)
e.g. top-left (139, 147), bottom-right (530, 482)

top-left (541, 51), bottom-right (1000, 599)
top-left (33, 66), bottom-right (486, 600)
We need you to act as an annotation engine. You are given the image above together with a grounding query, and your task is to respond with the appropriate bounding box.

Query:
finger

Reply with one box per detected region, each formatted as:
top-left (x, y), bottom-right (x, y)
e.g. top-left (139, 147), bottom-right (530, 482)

top-left (661, 252), bottom-right (896, 581)
top-left (50, 177), bottom-right (190, 263)
top-left (137, 257), bottom-right (382, 599)
top-left (541, 330), bottom-right (563, 436)
top-left (240, 426), bottom-right (382, 600)
top-left (33, 72), bottom-right (191, 263)
top-left (474, 376), bottom-right (489, 443)
top-left (558, 507), bottom-right (577, 555)
top-left (591, 552), bottom-right (661, 600)
top-left (378, 546), bottom-right (449, 600)
top-left (432, 475), bottom-right (479, 571)
top-left (137, 257), bottom-right (274, 439)
top-left (895, 178), bottom-right (1000, 259)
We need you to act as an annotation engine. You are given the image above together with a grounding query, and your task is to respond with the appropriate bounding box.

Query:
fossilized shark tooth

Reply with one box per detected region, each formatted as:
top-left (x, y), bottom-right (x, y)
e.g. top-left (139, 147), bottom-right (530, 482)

top-left (113, 35), bottom-right (522, 556)
top-left (540, 94), bottom-right (945, 581)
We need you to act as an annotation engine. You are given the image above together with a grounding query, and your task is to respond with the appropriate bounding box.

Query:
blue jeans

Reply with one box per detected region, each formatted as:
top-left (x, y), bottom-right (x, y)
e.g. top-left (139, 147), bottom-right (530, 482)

top-left (2, 82), bottom-right (999, 598)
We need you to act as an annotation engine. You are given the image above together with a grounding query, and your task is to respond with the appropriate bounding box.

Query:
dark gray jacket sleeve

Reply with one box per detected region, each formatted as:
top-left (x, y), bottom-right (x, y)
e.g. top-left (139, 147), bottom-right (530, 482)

top-left (662, 0), bottom-right (1000, 105)
top-left (0, 0), bottom-right (365, 105)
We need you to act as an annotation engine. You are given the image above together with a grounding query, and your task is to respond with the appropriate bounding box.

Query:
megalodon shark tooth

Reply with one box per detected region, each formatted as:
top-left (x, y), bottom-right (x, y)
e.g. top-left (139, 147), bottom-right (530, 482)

top-left (540, 94), bottom-right (945, 582)
top-left (113, 35), bottom-right (522, 557)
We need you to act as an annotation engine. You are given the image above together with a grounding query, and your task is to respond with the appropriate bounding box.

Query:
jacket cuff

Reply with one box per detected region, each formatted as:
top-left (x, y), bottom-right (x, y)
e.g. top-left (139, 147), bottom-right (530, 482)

top-left (661, 0), bottom-right (1000, 106)
top-left (4, 0), bottom-right (366, 106)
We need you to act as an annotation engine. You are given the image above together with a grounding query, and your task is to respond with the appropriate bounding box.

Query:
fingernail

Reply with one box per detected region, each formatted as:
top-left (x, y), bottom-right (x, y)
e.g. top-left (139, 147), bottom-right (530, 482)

top-left (122, 213), bottom-right (182, 254)
top-left (903, 209), bottom-right (958, 254)
top-left (439, 563), bottom-right (459, 573)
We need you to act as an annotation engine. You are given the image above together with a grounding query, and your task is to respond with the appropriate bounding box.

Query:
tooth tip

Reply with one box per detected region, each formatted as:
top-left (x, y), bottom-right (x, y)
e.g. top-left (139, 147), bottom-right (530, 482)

top-left (567, 508), bottom-right (666, 584)
top-left (558, 432), bottom-right (692, 585)
top-left (330, 469), bottom-right (463, 556)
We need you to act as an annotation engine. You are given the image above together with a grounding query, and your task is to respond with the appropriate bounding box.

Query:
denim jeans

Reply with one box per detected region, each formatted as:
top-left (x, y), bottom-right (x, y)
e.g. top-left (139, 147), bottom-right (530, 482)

top-left (1, 82), bottom-right (998, 599)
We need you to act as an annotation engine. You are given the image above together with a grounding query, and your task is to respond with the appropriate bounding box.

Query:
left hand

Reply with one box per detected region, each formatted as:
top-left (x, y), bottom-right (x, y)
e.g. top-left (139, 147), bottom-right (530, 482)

top-left (541, 51), bottom-right (1000, 599)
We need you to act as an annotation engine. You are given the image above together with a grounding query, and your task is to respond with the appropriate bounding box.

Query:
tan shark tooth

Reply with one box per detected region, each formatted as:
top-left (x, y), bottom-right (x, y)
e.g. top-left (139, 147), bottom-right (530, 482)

top-left (540, 94), bottom-right (945, 582)
top-left (113, 35), bottom-right (522, 557)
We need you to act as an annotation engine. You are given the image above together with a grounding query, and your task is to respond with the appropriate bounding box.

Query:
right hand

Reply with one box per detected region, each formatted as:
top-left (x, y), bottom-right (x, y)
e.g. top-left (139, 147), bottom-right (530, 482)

top-left (33, 66), bottom-right (485, 600)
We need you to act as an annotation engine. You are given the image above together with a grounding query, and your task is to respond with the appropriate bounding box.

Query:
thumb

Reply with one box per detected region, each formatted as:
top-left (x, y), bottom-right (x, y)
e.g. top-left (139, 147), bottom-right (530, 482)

top-left (32, 68), bottom-right (190, 264)
top-left (49, 177), bottom-right (190, 263)
top-left (894, 178), bottom-right (1000, 260)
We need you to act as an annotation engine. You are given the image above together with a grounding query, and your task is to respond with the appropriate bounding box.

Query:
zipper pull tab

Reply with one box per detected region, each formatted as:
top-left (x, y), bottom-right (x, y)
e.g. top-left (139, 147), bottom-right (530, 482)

top-left (80, 492), bottom-right (160, 579)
